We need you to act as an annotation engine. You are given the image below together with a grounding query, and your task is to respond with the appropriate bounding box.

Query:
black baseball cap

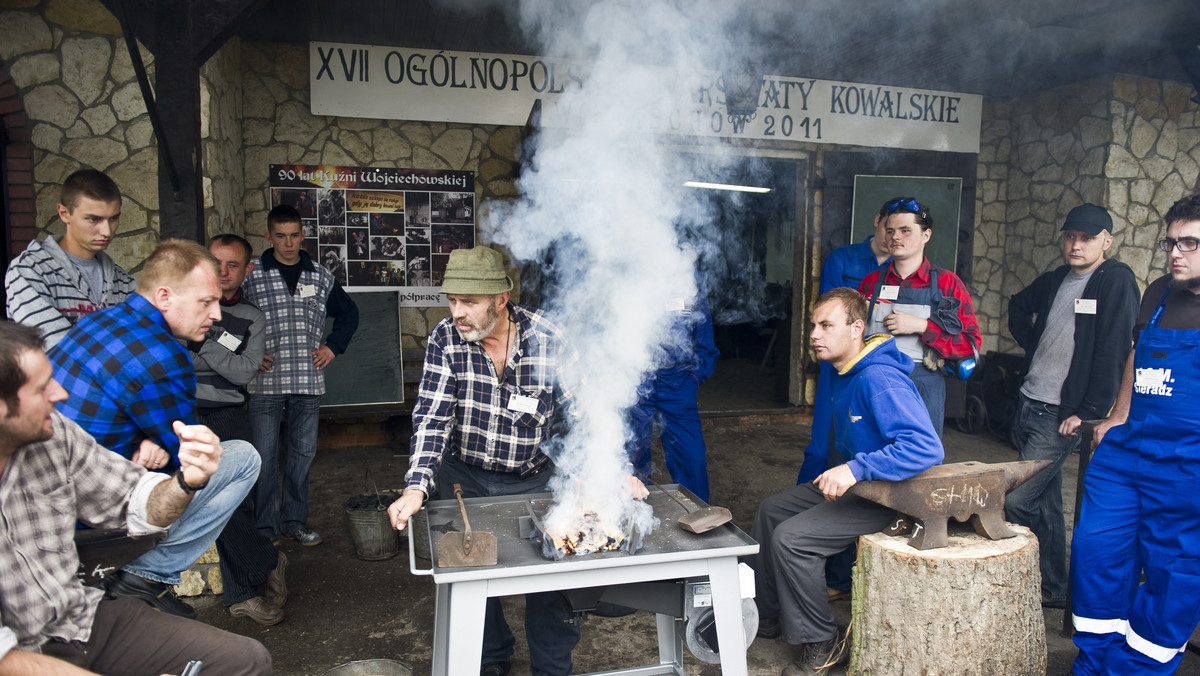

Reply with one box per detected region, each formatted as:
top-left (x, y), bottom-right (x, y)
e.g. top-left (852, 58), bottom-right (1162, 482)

top-left (1061, 203), bottom-right (1113, 236)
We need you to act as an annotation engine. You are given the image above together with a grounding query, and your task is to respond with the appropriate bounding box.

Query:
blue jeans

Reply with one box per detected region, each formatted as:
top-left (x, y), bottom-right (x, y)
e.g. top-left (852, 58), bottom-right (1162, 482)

top-left (1004, 393), bottom-right (1079, 604)
top-left (249, 394), bottom-right (321, 539)
top-left (124, 440), bottom-right (260, 584)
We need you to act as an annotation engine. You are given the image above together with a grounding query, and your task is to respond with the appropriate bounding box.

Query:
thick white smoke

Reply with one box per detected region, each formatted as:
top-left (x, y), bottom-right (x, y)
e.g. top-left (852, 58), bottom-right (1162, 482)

top-left (483, 1), bottom-right (751, 542)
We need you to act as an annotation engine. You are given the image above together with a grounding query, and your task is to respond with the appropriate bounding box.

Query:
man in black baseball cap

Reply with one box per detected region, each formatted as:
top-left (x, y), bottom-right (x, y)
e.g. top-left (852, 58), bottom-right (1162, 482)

top-left (1006, 202), bottom-right (1140, 608)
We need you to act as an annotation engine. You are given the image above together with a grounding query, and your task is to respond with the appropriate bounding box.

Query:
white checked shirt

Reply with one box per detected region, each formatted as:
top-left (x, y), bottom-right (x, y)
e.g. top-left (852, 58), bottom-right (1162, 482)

top-left (0, 412), bottom-right (167, 654)
top-left (405, 304), bottom-right (580, 496)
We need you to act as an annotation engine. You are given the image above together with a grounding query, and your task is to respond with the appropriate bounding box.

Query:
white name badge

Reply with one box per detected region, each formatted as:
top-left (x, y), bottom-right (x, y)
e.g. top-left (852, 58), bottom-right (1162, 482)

top-left (879, 285), bottom-right (901, 301)
top-left (299, 284), bottom-right (317, 298)
top-left (508, 394), bottom-right (539, 414)
top-left (1074, 298), bottom-right (1097, 315)
top-left (666, 297), bottom-right (685, 312)
top-left (216, 330), bottom-right (243, 352)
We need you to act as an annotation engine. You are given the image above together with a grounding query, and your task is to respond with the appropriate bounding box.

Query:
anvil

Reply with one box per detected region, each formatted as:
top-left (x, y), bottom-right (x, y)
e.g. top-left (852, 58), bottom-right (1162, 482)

top-left (848, 460), bottom-right (1051, 550)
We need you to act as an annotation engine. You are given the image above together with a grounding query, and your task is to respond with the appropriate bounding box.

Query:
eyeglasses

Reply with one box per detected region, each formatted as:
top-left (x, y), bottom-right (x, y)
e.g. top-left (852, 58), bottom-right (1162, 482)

top-left (1157, 238), bottom-right (1200, 253)
top-left (885, 197), bottom-right (929, 223)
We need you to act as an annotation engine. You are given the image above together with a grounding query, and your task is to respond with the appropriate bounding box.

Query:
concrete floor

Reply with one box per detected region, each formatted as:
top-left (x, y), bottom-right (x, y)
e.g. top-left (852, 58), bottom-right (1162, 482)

top-left (186, 400), bottom-right (1200, 675)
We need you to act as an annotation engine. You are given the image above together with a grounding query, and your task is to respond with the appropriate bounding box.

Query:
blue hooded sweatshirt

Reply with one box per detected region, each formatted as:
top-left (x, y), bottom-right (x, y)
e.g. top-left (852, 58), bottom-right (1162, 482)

top-left (830, 334), bottom-right (944, 482)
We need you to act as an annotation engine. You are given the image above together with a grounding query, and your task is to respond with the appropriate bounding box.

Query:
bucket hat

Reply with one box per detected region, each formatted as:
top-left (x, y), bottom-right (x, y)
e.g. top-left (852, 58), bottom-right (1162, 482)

top-left (1061, 203), bottom-right (1113, 236)
top-left (439, 246), bottom-right (513, 295)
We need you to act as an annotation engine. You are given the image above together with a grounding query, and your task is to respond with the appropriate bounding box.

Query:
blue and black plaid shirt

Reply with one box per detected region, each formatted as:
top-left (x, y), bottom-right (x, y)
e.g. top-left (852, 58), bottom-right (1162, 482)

top-left (48, 293), bottom-right (198, 466)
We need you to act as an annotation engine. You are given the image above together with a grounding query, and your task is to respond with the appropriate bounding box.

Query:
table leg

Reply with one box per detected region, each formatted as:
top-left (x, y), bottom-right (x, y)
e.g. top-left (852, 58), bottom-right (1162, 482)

top-left (655, 611), bottom-right (684, 668)
top-left (434, 580), bottom-right (488, 676)
top-left (709, 557), bottom-right (749, 676)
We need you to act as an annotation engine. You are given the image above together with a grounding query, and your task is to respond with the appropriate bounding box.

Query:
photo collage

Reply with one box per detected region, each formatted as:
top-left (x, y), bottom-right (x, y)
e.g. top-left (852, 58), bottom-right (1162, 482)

top-left (269, 165), bottom-right (476, 295)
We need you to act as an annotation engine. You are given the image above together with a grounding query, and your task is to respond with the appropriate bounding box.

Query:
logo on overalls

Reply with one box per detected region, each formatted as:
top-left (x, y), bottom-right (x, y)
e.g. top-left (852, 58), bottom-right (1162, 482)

top-left (1134, 367), bottom-right (1174, 396)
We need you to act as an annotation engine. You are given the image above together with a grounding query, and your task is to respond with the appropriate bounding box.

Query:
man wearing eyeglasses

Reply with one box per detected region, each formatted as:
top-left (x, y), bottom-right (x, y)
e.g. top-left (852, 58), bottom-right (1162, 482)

top-left (1005, 203), bottom-right (1139, 611)
top-left (857, 197), bottom-right (981, 436)
top-left (1069, 193), bottom-right (1200, 675)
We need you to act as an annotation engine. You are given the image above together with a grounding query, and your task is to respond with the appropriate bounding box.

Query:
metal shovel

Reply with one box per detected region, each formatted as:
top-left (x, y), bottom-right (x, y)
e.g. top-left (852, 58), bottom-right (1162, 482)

top-left (436, 484), bottom-right (498, 567)
top-left (637, 474), bottom-right (733, 534)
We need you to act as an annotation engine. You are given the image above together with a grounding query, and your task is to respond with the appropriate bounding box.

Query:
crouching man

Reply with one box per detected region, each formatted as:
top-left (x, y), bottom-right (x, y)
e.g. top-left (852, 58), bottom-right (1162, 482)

top-left (750, 288), bottom-right (943, 675)
top-left (0, 320), bottom-right (270, 675)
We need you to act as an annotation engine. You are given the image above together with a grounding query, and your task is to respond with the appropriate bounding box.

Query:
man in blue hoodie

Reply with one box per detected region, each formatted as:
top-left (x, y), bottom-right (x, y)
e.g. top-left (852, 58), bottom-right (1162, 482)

top-left (751, 287), bottom-right (944, 675)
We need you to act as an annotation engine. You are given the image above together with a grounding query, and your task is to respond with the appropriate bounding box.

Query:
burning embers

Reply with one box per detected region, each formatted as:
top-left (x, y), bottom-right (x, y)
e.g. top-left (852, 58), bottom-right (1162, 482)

top-left (527, 497), bottom-right (654, 560)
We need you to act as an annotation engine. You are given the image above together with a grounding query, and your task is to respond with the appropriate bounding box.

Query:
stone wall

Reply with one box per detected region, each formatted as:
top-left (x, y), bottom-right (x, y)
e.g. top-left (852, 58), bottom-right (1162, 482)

top-left (974, 75), bottom-right (1200, 355)
top-left (201, 37), bottom-right (244, 238)
top-left (239, 42), bottom-right (524, 349)
top-left (0, 0), bottom-right (159, 272)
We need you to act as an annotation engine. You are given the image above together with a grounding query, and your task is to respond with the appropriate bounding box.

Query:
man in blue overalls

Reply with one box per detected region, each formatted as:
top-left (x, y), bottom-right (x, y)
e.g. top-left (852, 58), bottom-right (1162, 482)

top-left (1070, 193), bottom-right (1200, 674)
top-left (627, 269), bottom-right (718, 502)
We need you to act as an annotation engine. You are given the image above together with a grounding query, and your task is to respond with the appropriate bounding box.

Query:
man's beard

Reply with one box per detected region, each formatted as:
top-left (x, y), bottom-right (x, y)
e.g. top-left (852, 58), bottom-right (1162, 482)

top-left (1168, 271), bottom-right (1200, 291)
top-left (457, 303), bottom-right (499, 343)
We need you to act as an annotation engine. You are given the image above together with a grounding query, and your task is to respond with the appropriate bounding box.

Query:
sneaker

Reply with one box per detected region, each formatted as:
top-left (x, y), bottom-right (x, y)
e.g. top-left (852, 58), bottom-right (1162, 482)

top-left (229, 596), bottom-right (285, 626)
top-left (104, 570), bottom-right (196, 619)
top-left (262, 550), bottom-right (288, 609)
top-left (283, 525), bottom-right (322, 546)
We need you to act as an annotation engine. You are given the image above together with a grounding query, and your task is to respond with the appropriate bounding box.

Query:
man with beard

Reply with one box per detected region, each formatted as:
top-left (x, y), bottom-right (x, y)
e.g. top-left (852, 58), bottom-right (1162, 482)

top-left (387, 246), bottom-right (646, 676)
top-left (1069, 193), bottom-right (1200, 675)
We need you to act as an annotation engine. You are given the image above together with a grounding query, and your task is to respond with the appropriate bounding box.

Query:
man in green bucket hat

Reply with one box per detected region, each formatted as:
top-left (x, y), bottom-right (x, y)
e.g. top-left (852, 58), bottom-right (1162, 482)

top-left (390, 245), bottom-right (638, 676)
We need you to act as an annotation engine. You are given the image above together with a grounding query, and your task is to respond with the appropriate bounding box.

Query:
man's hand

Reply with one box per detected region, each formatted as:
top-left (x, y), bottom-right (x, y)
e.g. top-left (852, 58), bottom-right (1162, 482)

top-left (1092, 417), bottom-right (1124, 448)
top-left (172, 420), bottom-right (222, 487)
top-left (260, 354), bottom-right (275, 372)
top-left (131, 438), bottom-right (171, 470)
top-left (883, 311), bottom-right (929, 336)
top-left (815, 464), bottom-right (857, 500)
top-left (627, 475), bottom-right (650, 501)
top-left (312, 345), bottom-right (336, 370)
top-left (388, 489), bottom-right (426, 530)
top-left (1058, 415), bottom-right (1083, 438)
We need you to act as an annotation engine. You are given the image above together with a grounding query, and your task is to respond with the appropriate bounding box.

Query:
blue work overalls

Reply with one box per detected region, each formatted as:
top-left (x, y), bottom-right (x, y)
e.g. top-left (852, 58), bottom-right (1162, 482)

top-left (1070, 288), bottom-right (1200, 674)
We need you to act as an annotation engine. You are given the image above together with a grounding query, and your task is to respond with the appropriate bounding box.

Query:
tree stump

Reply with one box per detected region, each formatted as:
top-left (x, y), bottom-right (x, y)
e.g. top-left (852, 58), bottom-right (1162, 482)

top-left (851, 525), bottom-right (1046, 675)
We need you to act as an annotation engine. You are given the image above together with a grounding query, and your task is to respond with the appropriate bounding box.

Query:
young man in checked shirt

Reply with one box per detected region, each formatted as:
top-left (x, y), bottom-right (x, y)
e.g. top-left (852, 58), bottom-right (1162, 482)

top-left (0, 320), bottom-right (270, 675)
top-left (47, 240), bottom-right (261, 619)
top-left (388, 246), bottom-right (647, 676)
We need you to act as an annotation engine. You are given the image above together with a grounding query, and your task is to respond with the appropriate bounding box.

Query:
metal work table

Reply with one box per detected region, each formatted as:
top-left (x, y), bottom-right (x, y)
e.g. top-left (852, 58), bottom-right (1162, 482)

top-left (408, 486), bottom-right (759, 676)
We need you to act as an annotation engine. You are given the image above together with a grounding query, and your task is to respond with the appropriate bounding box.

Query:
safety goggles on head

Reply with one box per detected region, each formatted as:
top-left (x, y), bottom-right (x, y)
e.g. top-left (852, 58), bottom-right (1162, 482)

top-left (885, 197), bottom-right (929, 223)
top-left (1157, 238), bottom-right (1200, 253)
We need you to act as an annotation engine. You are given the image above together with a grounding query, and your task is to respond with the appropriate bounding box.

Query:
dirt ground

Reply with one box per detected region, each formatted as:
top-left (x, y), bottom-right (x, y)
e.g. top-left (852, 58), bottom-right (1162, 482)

top-left (190, 421), bottom-right (1200, 675)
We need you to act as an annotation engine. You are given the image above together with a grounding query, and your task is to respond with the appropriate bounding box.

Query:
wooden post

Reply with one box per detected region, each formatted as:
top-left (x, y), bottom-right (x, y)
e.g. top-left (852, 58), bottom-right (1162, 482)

top-left (851, 527), bottom-right (1046, 675)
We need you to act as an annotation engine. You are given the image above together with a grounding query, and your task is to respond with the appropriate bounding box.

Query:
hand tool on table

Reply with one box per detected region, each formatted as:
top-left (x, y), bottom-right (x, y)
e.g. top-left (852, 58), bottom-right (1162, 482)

top-left (636, 473), bottom-right (732, 534)
top-left (436, 483), bottom-right (498, 567)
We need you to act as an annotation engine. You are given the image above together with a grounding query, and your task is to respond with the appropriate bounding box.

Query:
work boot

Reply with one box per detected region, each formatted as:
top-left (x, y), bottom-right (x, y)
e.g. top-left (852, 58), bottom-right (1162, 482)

top-left (780, 636), bottom-right (843, 675)
top-left (104, 570), bottom-right (196, 619)
top-left (262, 550), bottom-right (288, 608)
top-left (757, 616), bottom-right (782, 639)
top-left (229, 596), bottom-right (285, 626)
top-left (479, 662), bottom-right (510, 676)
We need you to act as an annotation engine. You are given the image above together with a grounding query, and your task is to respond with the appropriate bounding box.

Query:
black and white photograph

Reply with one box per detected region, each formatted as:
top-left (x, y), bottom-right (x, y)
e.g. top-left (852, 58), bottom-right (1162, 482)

top-left (347, 213), bottom-right (369, 229)
top-left (371, 235), bottom-right (404, 261)
top-left (406, 192), bottom-right (431, 228)
top-left (320, 245), bottom-right (348, 285)
top-left (317, 188), bottom-right (346, 225)
top-left (405, 227), bottom-right (430, 246)
top-left (318, 225), bottom-right (346, 245)
top-left (406, 246), bottom-right (432, 286)
top-left (430, 191), bottom-right (474, 224)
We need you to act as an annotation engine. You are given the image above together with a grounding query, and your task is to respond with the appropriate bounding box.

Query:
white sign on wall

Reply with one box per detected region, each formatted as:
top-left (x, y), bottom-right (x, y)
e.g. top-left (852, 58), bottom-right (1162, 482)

top-left (310, 41), bottom-right (982, 154)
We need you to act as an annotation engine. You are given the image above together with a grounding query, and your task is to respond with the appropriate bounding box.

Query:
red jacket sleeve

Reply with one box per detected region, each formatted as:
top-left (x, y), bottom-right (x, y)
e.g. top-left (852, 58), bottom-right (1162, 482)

top-left (919, 271), bottom-right (981, 359)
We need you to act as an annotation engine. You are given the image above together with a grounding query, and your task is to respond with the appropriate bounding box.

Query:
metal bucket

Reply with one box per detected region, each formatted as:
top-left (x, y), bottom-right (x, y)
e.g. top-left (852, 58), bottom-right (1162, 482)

top-left (322, 659), bottom-right (412, 676)
top-left (345, 506), bottom-right (400, 560)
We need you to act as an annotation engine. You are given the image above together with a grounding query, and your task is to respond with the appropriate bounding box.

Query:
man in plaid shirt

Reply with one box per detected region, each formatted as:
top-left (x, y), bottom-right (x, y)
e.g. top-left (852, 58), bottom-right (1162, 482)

top-left (0, 320), bottom-right (270, 675)
top-left (388, 246), bottom-right (646, 676)
top-left (47, 240), bottom-right (260, 620)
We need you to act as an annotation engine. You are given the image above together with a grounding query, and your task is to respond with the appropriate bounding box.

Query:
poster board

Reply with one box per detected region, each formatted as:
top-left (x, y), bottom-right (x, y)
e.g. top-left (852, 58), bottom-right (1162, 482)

top-left (850, 175), bottom-right (963, 272)
top-left (320, 291), bottom-right (404, 408)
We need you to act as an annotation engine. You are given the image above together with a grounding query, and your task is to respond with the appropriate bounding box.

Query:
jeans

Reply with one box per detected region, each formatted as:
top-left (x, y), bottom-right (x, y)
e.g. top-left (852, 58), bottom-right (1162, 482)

top-left (249, 393), bottom-right (322, 539)
top-left (1003, 393), bottom-right (1079, 604)
top-left (439, 452), bottom-right (579, 676)
top-left (124, 440), bottom-right (260, 584)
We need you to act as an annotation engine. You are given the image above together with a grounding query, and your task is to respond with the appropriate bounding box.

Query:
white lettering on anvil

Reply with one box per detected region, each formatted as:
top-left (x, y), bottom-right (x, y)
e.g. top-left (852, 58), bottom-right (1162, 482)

top-left (91, 563), bottom-right (117, 578)
top-left (1134, 367), bottom-right (1174, 396)
top-left (928, 483), bottom-right (990, 509)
